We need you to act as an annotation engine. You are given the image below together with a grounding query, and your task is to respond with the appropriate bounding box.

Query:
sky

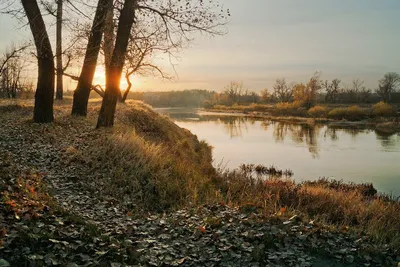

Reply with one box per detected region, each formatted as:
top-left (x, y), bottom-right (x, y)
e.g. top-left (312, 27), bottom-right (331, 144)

top-left (1, 0), bottom-right (400, 92)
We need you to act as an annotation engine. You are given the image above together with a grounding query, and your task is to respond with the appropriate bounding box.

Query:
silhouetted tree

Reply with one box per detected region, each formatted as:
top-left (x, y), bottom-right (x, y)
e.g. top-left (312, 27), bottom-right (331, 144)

top-left (273, 78), bottom-right (293, 102)
top-left (71, 0), bottom-right (113, 116)
top-left (322, 78), bottom-right (341, 103)
top-left (376, 72), bottom-right (400, 102)
top-left (55, 0), bottom-right (63, 100)
top-left (293, 73), bottom-right (322, 108)
top-left (96, 0), bottom-right (136, 127)
top-left (21, 0), bottom-right (55, 123)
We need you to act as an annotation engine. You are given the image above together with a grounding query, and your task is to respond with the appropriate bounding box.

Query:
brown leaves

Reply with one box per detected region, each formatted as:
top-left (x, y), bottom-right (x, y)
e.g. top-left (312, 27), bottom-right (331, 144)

top-left (1, 173), bottom-right (48, 222)
top-left (0, 227), bottom-right (6, 237)
top-left (198, 225), bottom-right (207, 234)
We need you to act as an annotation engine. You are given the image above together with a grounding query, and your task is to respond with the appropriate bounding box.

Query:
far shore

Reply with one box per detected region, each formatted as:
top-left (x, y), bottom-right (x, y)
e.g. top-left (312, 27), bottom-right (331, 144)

top-left (201, 107), bottom-right (400, 134)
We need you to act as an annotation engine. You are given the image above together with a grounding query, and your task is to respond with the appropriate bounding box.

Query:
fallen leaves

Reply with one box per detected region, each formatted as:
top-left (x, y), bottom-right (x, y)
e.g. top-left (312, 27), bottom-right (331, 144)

top-left (0, 103), bottom-right (399, 267)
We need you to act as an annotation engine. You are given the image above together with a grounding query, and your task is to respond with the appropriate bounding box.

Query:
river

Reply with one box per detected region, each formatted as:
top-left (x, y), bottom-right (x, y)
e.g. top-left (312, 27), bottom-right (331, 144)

top-left (155, 107), bottom-right (400, 197)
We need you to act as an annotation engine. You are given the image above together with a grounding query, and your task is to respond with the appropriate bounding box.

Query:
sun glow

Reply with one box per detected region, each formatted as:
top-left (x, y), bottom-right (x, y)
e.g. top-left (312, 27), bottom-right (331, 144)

top-left (92, 66), bottom-right (142, 91)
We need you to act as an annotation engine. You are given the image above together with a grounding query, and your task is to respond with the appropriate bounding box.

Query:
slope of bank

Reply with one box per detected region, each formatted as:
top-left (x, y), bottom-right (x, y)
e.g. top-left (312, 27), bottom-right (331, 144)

top-left (0, 100), bottom-right (399, 266)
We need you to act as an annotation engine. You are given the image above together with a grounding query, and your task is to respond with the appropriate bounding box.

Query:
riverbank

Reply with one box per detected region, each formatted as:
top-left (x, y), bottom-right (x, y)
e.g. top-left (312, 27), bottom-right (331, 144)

top-left (203, 103), bottom-right (400, 134)
top-left (1, 100), bottom-right (399, 266)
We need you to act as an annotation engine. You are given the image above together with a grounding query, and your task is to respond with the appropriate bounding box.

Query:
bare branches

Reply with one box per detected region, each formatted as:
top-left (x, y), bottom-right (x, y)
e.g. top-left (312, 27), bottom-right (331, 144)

top-left (376, 72), bottom-right (400, 102)
top-left (0, 44), bottom-right (29, 73)
top-left (273, 79), bottom-right (294, 102)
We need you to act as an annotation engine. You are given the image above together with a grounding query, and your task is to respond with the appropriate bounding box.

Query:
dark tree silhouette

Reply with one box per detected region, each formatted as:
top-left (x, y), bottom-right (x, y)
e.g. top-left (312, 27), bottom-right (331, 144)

top-left (97, 0), bottom-right (136, 128)
top-left (71, 0), bottom-right (113, 116)
top-left (55, 0), bottom-right (63, 100)
top-left (21, 0), bottom-right (55, 123)
top-left (376, 72), bottom-right (400, 102)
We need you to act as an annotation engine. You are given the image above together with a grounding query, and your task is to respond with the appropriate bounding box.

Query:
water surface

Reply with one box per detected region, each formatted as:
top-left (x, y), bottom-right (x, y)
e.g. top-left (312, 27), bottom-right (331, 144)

top-left (156, 108), bottom-right (400, 197)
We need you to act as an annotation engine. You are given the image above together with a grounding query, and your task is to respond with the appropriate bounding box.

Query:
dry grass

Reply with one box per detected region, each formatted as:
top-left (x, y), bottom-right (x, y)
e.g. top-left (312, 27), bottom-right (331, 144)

top-left (67, 102), bottom-right (218, 211)
top-left (372, 101), bottom-right (397, 117)
top-left (327, 105), bottom-right (369, 120)
top-left (211, 103), bottom-right (272, 113)
top-left (308, 105), bottom-right (329, 118)
top-left (1, 99), bottom-right (399, 250)
top-left (214, 166), bottom-right (400, 249)
top-left (271, 101), bottom-right (308, 116)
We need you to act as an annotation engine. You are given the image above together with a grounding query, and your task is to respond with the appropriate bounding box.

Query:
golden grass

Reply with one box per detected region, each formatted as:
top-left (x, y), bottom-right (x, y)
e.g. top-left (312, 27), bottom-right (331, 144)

top-left (327, 105), bottom-right (368, 120)
top-left (372, 101), bottom-right (397, 117)
top-left (68, 102), bottom-right (218, 211)
top-left (214, 167), bottom-right (400, 249)
top-left (308, 105), bottom-right (329, 118)
top-left (1, 99), bottom-right (399, 250)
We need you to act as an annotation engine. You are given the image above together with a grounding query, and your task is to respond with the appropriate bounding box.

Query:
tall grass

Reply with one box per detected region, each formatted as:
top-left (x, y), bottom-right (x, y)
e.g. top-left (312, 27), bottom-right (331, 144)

top-left (327, 105), bottom-right (368, 120)
top-left (214, 166), bottom-right (400, 249)
top-left (72, 103), bottom-right (216, 210)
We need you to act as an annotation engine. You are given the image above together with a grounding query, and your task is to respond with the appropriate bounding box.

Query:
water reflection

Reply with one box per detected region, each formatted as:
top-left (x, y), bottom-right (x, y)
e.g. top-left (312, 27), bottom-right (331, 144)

top-left (160, 107), bottom-right (400, 156)
top-left (199, 116), bottom-right (391, 158)
top-left (376, 132), bottom-right (400, 150)
top-left (156, 108), bottom-right (400, 197)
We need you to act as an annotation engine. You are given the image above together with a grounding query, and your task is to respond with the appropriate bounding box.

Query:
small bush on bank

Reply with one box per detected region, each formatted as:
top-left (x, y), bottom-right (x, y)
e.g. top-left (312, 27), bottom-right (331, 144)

top-left (372, 101), bottom-right (397, 117)
top-left (327, 105), bottom-right (368, 120)
top-left (308, 106), bottom-right (328, 118)
top-left (212, 104), bottom-right (230, 110)
top-left (272, 101), bottom-right (307, 116)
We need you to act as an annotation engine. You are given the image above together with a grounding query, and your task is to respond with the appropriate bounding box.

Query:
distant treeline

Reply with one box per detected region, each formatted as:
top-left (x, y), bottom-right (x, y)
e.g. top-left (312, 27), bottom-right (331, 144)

top-left (6, 72), bottom-right (400, 109)
top-left (205, 73), bottom-right (400, 108)
top-left (124, 89), bottom-right (214, 107)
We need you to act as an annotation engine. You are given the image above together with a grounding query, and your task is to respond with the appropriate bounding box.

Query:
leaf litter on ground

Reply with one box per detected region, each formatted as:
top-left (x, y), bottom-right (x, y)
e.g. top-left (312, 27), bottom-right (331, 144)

top-left (0, 101), bottom-right (399, 266)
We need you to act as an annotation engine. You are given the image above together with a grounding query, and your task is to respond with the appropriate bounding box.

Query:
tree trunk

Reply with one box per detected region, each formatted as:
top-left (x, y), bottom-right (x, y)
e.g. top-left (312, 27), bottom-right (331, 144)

top-left (21, 0), bottom-right (54, 123)
top-left (119, 73), bottom-right (132, 103)
top-left (55, 0), bottom-right (63, 100)
top-left (103, 7), bottom-right (114, 70)
top-left (71, 0), bottom-right (112, 116)
top-left (97, 0), bottom-right (136, 128)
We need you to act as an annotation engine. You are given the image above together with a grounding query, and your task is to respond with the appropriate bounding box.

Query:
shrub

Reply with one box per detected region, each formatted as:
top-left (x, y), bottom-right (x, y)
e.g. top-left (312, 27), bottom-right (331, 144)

top-left (372, 101), bottom-right (396, 117)
top-left (308, 105), bottom-right (328, 118)
top-left (327, 105), bottom-right (368, 120)
top-left (247, 103), bottom-right (271, 112)
top-left (212, 104), bottom-right (230, 110)
top-left (273, 101), bottom-right (307, 116)
top-left (203, 99), bottom-right (214, 109)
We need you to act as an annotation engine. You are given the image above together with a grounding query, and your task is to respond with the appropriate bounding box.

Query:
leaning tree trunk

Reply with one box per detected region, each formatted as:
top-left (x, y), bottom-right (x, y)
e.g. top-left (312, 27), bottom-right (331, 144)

top-left (71, 0), bottom-right (112, 116)
top-left (119, 72), bottom-right (132, 103)
top-left (103, 7), bottom-right (115, 70)
top-left (97, 0), bottom-right (136, 128)
top-left (55, 0), bottom-right (63, 100)
top-left (21, 0), bottom-right (55, 123)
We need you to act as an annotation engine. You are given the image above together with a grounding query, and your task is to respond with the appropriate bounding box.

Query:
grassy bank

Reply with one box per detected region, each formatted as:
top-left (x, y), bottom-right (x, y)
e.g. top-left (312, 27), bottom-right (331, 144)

top-left (205, 102), bottom-right (400, 134)
top-left (0, 100), bottom-right (399, 263)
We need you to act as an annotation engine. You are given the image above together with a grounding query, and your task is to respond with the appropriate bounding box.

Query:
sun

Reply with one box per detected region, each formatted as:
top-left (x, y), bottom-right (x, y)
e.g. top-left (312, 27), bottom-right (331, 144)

top-left (92, 66), bottom-right (141, 90)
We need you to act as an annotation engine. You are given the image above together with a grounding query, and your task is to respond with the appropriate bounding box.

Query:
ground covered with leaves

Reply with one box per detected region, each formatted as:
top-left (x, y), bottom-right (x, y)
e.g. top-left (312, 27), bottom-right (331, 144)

top-left (0, 100), bottom-right (399, 266)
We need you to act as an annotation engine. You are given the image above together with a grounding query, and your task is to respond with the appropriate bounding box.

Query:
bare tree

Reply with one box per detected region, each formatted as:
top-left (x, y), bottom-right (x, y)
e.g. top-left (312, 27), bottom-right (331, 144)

top-left (322, 78), bottom-right (341, 103)
top-left (72, 0), bottom-right (228, 118)
top-left (376, 72), bottom-right (400, 102)
top-left (0, 45), bottom-right (28, 98)
top-left (97, 0), bottom-right (136, 128)
top-left (260, 88), bottom-right (271, 103)
top-left (71, 0), bottom-right (113, 116)
top-left (0, 49), bottom-right (24, 98)
top-left (55, 0), bottom-right (63, 100)
top-left (119, 22), bottom-right (176, 103)
top-left (95, 0), bottom-right (228, 127)
top-left (21, 0), bottom-right (55, 123)
top-left (273, 78), bottom-right (293, 102)
top-left (293, 73), bottom-right (322, 108)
